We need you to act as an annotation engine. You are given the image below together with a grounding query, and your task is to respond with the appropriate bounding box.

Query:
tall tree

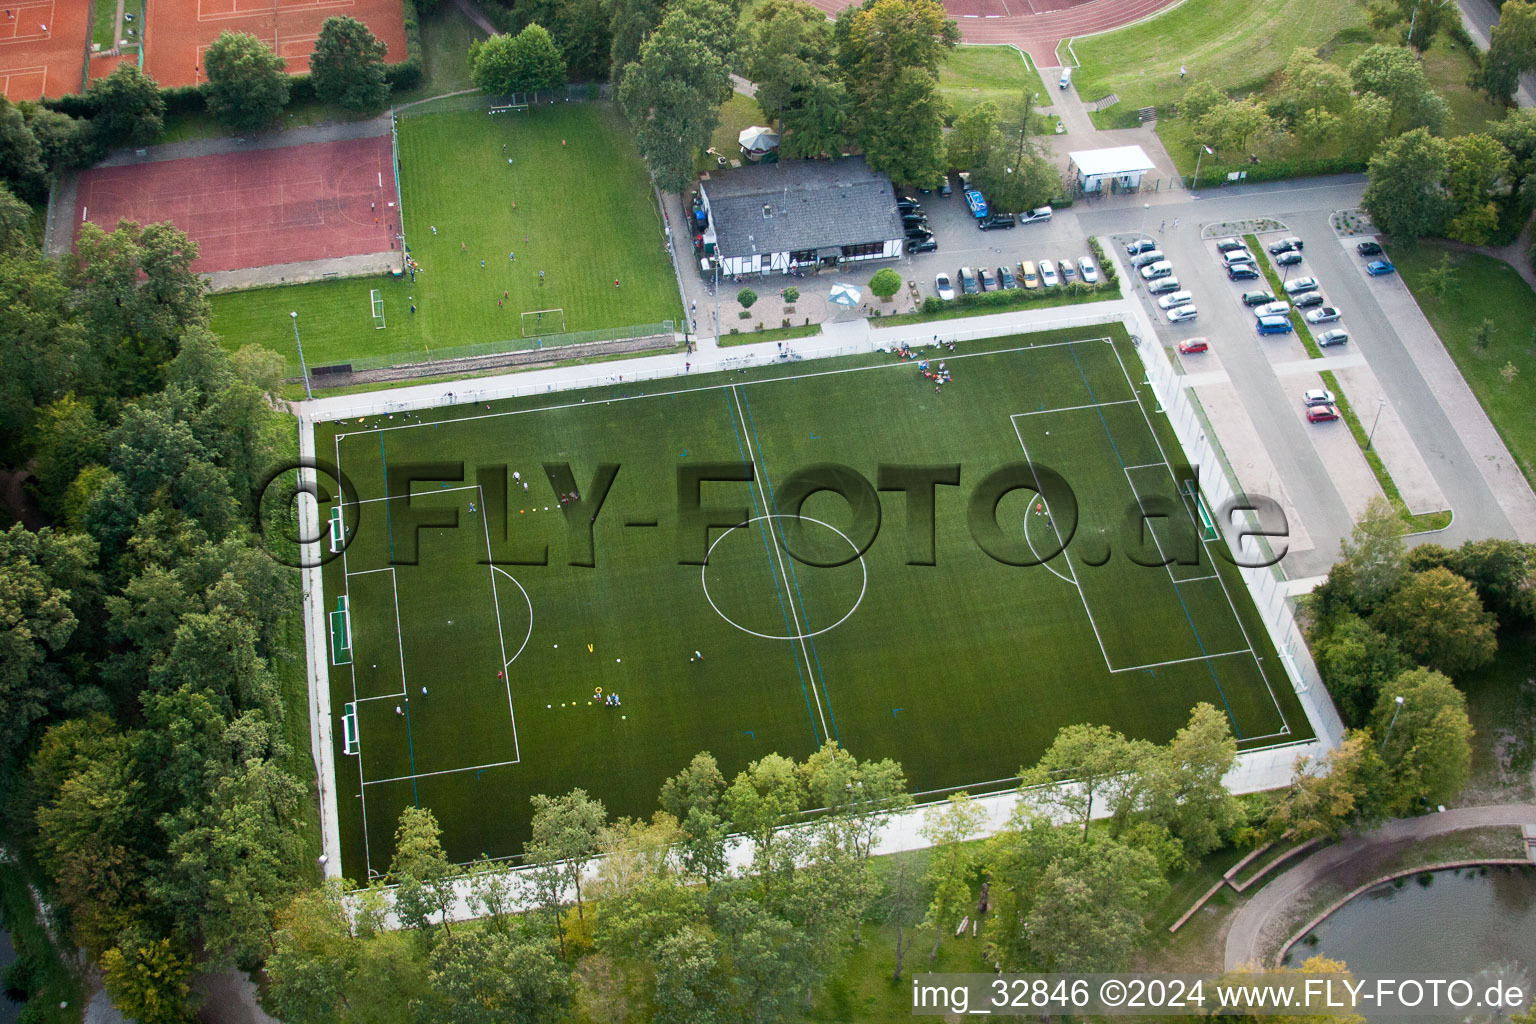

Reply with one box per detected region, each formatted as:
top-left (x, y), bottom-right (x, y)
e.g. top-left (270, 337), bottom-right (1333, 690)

top-left (1143, 702), bottom-right (1241, 862)
top-left (390, 806), bottom-right (459, 938)
top-left (618, 5), bottom-right (731, 193)
top-left (660, 751), bottom-right (731, 883)
top-left (604, 0), bottom-right (666, 81)
top-left (946, 101), bottom-right (1001, 172)
top-left (918, 792), bottom-right (984, 962)
top-left (310, 16), bottom-right (391, 112)
top-left (834, 0), bottom-right (958, 185)
top-left (1313, 613), bottom-right (1410, 727)
top-left (1443, 133), bottom-right (1512, 246)
top-left (1019, 722), bottom-right (1154, 838)
top-left (1375, 567), bottom-right (1499, 676)
top-left (746, 0), bottom-right (836, 124)
top-left (527, 787), bottom-right (607, 920)
top-left (203, 32), bottom-right (291, 133)
top-left (0, 96), bottom-right (47, 201)
top-left (415, 927), bottom-right (574, 1024)
top-left (1372, 667), bottom-right (1474, 812)
top-left (508, 0), bottom-right (610, 80)
top-left (90, 64), bottom-right (166, 146)
top-left (1449, 538), bottom-right (1535, 624)
top-left (264, 880), bottom-right (360, 1024)
top-left (1332, 495), bottom-right (1409, 611)
top-left (778, 78), bottom-right (854, 158)
top-left (723, 753), bottom-right (805, 890)
top-left (1265, 731), bottom-right (1389, 841)
top-left (1366, 0), bottom-right (1457, 51)
top-left (470, 24), bottom-right (569, 96)
top-left (99, 936), bottom-right (198, 1024)
top-left (1349, 45), bottom-right (1446, 133)
top-left (1478, 0), bottom-right (1536, 102)
top-left (652, 926), bottom-right (731, 1024)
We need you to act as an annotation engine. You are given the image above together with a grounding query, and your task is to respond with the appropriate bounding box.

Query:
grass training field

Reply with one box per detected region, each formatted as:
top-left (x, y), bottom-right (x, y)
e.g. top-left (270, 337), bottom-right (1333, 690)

top-left (210, 103), bottom-right (681, 370)
top-left (316, 327), bottom-right (1311, 877)
top-left (938, 46), bottom-right (1034, 118)
top-left (1392, 244), bottom-right (1536, 491)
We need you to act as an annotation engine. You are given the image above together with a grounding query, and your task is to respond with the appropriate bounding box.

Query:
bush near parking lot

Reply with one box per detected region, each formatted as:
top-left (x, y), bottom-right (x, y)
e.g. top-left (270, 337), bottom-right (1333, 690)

top-left (1087, 237), bottom-right (1118, 287)
top-left (898, 282), bottom-right (1115, 324)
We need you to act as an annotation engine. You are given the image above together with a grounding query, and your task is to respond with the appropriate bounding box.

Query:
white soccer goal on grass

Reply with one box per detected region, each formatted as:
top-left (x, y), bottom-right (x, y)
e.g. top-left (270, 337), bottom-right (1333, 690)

top-left (370, 289), bottom-right (385, 330)
top-left (521, 307), bottom-right (565, 337)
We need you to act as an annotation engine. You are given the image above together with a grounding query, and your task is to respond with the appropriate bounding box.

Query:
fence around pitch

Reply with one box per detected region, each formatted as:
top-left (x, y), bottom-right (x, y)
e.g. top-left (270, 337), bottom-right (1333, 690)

top-left (327, 320), bottom-right (678, 374)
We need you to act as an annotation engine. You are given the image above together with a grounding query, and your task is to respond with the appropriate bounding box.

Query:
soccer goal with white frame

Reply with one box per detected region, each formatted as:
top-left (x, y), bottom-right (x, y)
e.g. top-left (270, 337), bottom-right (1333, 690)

top-left (370, 289), bottom-right (385, 330)
top-left (521, 308), bottom-right (565, 337)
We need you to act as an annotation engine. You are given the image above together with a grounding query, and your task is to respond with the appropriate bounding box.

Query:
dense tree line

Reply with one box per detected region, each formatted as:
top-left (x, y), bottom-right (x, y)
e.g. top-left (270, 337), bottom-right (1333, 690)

top-left (0, 207), bottom-right (306, 1020)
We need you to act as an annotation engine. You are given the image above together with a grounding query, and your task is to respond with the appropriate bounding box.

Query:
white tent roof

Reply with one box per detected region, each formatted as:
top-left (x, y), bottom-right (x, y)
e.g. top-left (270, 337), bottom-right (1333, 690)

top-left (1068, 145), bottom-right (1156, 177)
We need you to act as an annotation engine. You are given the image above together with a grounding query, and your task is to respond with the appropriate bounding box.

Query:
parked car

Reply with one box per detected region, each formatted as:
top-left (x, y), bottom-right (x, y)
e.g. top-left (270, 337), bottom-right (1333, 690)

top-left (1252, 301), bottom-right (1291, 318)
top-left (1304, 306), bottom-right (1341, 324)
top-left (1216, 238), bottom-right (1246, 253)
top-left (905, 226), bottom-right (933, 242)
top-left (1317, 328), bottom-right (1349, 347)
top-left (1020, 261), bottom-right (1039, 289)
top-left (1140, 260), bottom-right (1174, 281)
top-left (897, 199), bottom-right (923, 213)
top-left (1157, 290), bottom-right (1194, 309)
top-left (979, 213), bottom-right (1016, 230)
top-left (1221, 249), bottom-right (1254, 267)
top-left (908, 238), bottom-right (938, 254)
top-left (1018, 206), bottom-right (1053, 223)
top-left (934, 272), bottom-right (955, 300)
top-left (958, 266), bottom-right (978, 294)
top-left (1126, 238), bottom-right (1158, 256)
top-left (1039, 259), bottom-right (1060, 287)
top-left (1306, 405), bottom-right (1341, 423)
top-left (1178, 337), bottom-right (1210, 354)
top-left (1078, 256), bottom-right (1099, 283)
top-left (998, 266), bottom-right (1017, 289)
top-left (1241, 290), bottom-right (1277, 307)
top-left (1167, 305), bottom-right (1199, 324)
top-left (1060, 260), bottom-right (1075, 281)
top-left (939, 178), bottom-right (953, 197)
top-left (1366, 259), bottom-right (1395, 276)
top-left (1226, 263), bottom-right (1260, 281)
top-left (1284, 276), bottom-right (1320, 295)
top-left (978, 267), bottom-right (997, 291)
top-left (964, 189), bottom-right (988, 218)
top-left (1148, 276), bottom-right (1182, 295)
top-left (1275, 250), bottom-right (1304, 267)
top-left (1256, 314), bottom-right (1293, 335)
top-left (1293, 291), bottom-right (1326, 309)
top-left (1267, 236), bottom-right (1304, 255)
top-left (1357, 241), bottom-right (1384, 257)
top-left (1131, 249), bottom-right (1165, 268)
top-left (1302, 388), bottom-right (1337, 407)
top-left (902, 214), bottom-right (928, 229)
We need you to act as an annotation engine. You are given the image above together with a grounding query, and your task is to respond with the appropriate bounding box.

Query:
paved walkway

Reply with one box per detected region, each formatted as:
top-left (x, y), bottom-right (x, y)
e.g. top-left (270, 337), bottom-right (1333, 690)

top-left (1035, 64), bottom-right (1097, 135)
top-left (1223, 804), bottom-right (1536, 969)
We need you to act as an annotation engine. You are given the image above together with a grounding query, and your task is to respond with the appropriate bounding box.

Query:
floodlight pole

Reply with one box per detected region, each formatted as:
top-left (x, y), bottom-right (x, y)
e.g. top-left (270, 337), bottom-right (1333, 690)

top-left (1367, 397), bottom-right (1386, 450)
top-left (1381, 694), bottom-right (1406, 751)
top-left (1192, 145), bottom-right (1213, 190)
top-left (291, 312), bottom-right (313, 400)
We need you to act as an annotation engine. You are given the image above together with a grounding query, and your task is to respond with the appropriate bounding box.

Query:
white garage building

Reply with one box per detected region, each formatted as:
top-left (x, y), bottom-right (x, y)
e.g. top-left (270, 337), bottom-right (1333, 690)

top-left (1068, 145), bottom-right (1157, 194)
top-left (699, 158), bottom-right (905, 277)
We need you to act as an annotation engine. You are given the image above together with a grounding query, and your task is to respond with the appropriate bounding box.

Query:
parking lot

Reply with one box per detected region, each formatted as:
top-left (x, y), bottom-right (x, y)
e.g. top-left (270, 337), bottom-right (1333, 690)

top-left (895, 184), bottom-right (1103, 302)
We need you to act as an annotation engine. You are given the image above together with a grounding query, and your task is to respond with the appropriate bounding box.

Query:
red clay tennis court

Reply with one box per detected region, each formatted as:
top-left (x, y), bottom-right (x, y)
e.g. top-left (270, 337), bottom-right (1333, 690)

top-left (73, 134), bottom-right (399, 273)
top-left (0, 0), bottom-right (90, 101)
top-left (144, 0), bottom-right (408, 88)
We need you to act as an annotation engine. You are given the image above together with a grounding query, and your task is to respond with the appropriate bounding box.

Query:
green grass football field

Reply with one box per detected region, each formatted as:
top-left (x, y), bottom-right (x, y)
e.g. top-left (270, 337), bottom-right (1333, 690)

top-left (317, 327), bottom-right (1312, 877)
top-left (209, 104), bottom-right (682, 370)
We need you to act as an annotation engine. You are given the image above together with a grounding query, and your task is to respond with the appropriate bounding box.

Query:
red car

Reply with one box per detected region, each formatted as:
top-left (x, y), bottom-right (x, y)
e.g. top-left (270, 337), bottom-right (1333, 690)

top-left (1306, 404), bottom-right (1341, 423)
top-left (1178, 337), bottom-right (1209, 354)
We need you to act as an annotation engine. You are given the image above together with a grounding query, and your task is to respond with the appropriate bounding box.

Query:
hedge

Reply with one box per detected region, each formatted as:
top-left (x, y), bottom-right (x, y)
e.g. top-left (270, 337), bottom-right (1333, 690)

top-left (918, 281), bottom-right (1112, 315)
top-left (1086, 236), bottom-right (1118, 287)
top-left (1189, 155), bottom-right (1367, 189)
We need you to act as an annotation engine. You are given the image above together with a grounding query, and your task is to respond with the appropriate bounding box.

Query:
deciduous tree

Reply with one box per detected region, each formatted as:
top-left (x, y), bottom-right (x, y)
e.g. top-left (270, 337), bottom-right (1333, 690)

top-left (1332, 494), bottom-right (1409, 610)
top-left (528, 787), bottom-right (607, 920)
top-left (1372, 667), bottom-right (1473, 811)
top-left (1478, 0), bottom-right (1536, 102)
top-left (1019, 722), bottom-right (1154, 837)
top-left (470, 24), bottom-right (568, 97)
top-left (1444, 133), bottom-right (1512, 245)
top-left (203, 32), bottom-right (291, 133)
top-left (390, 806), bottom-right (458, 938)
top-left (1143, 702), bottom-right (1241, 861)
top-left (90, 64), bottom-right (166, 146)
top-left (618, 6), bottom-right (730, 192)
top-left (1375, 566), bottom-right (1499, 676)
top-left (918, 792), bottom-right (984, 962)
top-left (310, 16), bottom-right (390, 112)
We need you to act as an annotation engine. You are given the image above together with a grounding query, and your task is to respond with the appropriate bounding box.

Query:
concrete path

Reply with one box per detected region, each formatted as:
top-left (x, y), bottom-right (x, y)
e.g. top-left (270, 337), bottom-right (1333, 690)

top-left (1223, 804), bottom-right (1536, 970)
top-left (1035, 65), bottom-right (1097, 136)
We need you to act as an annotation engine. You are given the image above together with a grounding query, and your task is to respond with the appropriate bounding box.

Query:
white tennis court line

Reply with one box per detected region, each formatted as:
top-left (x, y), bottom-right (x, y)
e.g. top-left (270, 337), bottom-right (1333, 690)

top-left (1102, 340), bottom-right (1292, 740)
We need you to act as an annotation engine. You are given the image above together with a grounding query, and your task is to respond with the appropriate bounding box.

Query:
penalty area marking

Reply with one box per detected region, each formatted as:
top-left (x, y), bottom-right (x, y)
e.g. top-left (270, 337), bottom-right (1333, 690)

top-left (702, 514), bottom-right (867, 641)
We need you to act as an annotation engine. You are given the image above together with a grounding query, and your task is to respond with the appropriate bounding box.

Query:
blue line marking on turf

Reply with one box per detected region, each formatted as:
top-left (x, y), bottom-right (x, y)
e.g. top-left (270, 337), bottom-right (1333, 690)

top-left (379, 436), bottom-right (396, 565)
top-left (741, 387), bottom-right (841, 747)
top-left (892, 708), bottom-right (902, 719)
top-left (722, 388), bottom-right (822, 747)
top-left (402, 701), bottom-right (420, 806)
top-left (476, 769), bottom-right (486, 780)
top-left (743, 729), bottom-right (755, 739)
top-left (1064, 341), bottom-right (1243, 738)
top-left (679, 448), bottom-right (689, 457)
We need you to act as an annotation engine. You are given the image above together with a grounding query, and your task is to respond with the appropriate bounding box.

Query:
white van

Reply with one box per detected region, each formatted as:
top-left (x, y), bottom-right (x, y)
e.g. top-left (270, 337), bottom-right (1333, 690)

top-left (1059, 67), bottom-right (1072, 90)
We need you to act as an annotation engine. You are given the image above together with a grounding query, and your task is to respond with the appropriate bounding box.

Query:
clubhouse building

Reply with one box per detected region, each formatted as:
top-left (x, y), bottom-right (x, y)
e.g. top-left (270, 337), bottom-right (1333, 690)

top-left (698, 158), bottom-right (905, 276)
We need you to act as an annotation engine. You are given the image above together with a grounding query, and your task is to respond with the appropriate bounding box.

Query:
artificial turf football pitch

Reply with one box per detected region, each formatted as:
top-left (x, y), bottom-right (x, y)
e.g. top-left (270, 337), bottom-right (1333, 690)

top-left (318, 327), bottom-right (1312, 877)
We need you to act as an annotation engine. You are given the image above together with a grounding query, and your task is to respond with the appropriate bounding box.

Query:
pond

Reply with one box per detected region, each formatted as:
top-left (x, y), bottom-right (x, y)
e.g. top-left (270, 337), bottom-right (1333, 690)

top-left (1292, 865), bottom-right (1536, 1020)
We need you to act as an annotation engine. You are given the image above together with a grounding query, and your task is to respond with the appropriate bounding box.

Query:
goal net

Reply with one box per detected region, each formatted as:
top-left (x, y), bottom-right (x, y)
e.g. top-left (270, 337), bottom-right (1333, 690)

top-left (370, 289), bottom-right (385, 330)
top-left (521, 308), bottom-right (566, 338)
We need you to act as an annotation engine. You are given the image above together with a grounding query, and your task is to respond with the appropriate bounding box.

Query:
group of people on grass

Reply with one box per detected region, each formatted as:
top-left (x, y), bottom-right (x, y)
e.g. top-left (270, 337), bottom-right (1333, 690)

top-left (594, 687), bottom-right (621, 707)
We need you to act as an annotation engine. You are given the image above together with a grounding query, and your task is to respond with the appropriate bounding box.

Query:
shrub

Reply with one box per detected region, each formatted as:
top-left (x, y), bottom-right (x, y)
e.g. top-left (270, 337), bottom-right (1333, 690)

top-left (736, 288), bottom-right (757, 308)
top-left (1188, 155), bottom-right (1367, 190)
top-left (868, 267), bottom-right (902, 299)
top-left (783, 285), bottom-right (799, 303)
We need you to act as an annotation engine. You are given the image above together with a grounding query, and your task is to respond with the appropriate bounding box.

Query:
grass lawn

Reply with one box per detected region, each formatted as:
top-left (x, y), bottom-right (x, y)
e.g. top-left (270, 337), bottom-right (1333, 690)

top-left (938, 45), bottom-right (1033, 118)
top-left (1460, 625), bottom-right (1536, 805)
top-left (1390, 243), bottom-right (1536, 490)
top-left (91, 0), bottom-right (118, 50)
top-left (700, 92), bottom-right (767, 173)
top-left (211, 104), bottom-right (681, 369)
top-left (316, 326), bottom-right (1310, 877)
top-left (1068, 0), bottom-right (1369, 129)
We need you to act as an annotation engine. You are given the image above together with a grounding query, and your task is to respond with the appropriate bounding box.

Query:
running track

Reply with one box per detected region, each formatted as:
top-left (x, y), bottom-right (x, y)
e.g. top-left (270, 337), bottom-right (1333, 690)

top-left (799, 0), bottom-right (1180, 67)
